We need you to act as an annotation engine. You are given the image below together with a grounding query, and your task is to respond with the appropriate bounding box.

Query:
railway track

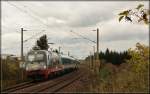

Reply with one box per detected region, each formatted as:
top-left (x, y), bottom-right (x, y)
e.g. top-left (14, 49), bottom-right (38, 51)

top-left (38, 70), bottom-right (83, 93)
top-left (50, 72), bottom-right (83, 93)
top-left (2, 81), bottom-right (36, 93)
top-left (3, 67), bottom-right (84, 93)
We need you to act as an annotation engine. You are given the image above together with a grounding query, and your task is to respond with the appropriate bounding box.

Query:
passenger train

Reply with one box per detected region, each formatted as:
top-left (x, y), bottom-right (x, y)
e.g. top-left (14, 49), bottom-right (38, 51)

top-left (24, 50), bottom-right (79, 80)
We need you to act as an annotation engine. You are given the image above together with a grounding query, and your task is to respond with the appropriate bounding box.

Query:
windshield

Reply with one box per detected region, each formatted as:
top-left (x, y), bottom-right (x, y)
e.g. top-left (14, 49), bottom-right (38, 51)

top-left (26, 51), bottom-right (46, 62)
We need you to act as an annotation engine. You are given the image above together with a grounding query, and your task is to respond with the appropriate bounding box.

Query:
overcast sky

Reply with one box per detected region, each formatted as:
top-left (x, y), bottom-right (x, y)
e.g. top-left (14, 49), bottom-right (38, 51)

top-left (1, 1), bottom-right (149, 59)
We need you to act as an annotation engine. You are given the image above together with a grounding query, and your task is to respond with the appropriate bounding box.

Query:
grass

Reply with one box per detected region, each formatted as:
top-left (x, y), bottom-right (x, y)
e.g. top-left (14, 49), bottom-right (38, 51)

top-left (88, 61), bottom-right (149, 93)
top-left (1, 59), bottom-right (28, 91)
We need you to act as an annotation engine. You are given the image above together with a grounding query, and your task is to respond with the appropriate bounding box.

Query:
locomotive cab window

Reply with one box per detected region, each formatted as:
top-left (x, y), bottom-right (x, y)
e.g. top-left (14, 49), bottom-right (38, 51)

top-left (36, 54), bottom-right (44, 61)
top-left (28, 55), bottom-right (35, 62)
top-left (26, 51), bottom-right (47, 63)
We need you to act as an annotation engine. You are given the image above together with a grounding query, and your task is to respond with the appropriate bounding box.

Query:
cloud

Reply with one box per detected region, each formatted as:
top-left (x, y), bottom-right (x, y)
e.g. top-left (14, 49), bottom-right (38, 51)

top-left (1, 1), bottom-right (149, 59)
top-left (99, 18), bottom-right (149, 42)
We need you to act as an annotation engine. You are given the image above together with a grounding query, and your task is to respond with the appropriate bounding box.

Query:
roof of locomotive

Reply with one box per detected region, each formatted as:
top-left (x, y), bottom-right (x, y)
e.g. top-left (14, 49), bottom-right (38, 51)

top-left (61, 55), bottom-right (76, 60)
top-left (28, 50), bottom-right (58, 53)
top-left (27, 50), bottom-right (49, 53)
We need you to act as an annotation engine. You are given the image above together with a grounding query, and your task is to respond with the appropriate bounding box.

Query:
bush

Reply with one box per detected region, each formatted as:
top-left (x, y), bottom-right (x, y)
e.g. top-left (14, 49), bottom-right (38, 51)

top-left (93, 43), bottom-right (149, 92)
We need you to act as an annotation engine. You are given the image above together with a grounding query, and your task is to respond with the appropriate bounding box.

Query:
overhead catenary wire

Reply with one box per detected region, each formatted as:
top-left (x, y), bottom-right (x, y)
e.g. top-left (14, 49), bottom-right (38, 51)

top-left (2, 29), bottom-right (45, 52)
top-left (21, 3), bottom-right (43, 21)
top-left (20, 4), bottom-right (92, 60)
top-left (6, 2), bottom-right (54, 44)
top-left (2, 46), bottom-right (31, 51)
top-left (4, 2), bottom-right (81, 59)
top-left (7, 2), bottom-right (50, 28)
top-left (6, 1), bottom-right (53, 47)
top-left (23, 30), bottom-right (46, 43)
top-left (2, 30), bottom-right (46, 53)
top-left (3, 2), bottom-right (53, 55)
top-left (2, 25), bottom-right (20, 33)
top-left (70, 30), bottom-right (96, 44)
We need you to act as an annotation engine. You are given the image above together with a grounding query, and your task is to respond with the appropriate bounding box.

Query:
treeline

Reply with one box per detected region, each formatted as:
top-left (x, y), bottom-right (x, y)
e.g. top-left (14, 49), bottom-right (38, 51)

top-left (91, 43), bottom-right (149, 92)
top-left (99, 48), bottom-right (131, 65)
top-left (86, 48), bottom-right (131, 65)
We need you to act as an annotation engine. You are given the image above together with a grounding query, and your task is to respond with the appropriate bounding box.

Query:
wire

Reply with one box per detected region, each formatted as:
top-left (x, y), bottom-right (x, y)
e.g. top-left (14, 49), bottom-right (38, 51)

top-left (23, 30), bottom-right (45, 43)
top-left (2, 30), bottom-right (45, 51)
top-left (2, 25), bottom-right (20, 33)
top-left (21, 4), bottom-right (43, 21)
top-left (3, 2), bottom-right (49, 52)
top-left (7, 2), bottom-right (50, 29)
top-left (6, 2), bottom-right (52, 44)
top-left (2, 44), bottom-right (20, 50)
top-left (70, 30), bottom-right (96, 43)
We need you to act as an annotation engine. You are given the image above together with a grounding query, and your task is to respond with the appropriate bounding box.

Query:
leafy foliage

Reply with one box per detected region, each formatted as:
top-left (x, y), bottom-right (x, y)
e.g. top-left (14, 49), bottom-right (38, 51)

top-left (90, 43), bottom-right (149, 92)
top-left (136, 4), bottom-right (144, 10)
top-left (1, 58), bottom-right (28, 90)
top-left (118, 4), bottom-right (149, 24)
top-left (32, 34), bottom-right (49, 50)
top-left (118, 10), bottom-right (130, 16)
top-left (119, 16), bottom-right (124, 22)
top-left (99, 67), bottom-right (111, 82)
top-left (127, 43), bottom-right (149, 73)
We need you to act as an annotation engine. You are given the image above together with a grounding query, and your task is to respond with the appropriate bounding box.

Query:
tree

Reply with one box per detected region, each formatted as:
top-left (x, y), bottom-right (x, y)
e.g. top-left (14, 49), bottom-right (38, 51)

top-left (127, 42), bottom-right (149, 69)
top-left (105, 48), bottom-right (110, 62)
top-left (34, 34), bottom-right (49, 50)
top-left (118, 4), bottom-right (149, 25)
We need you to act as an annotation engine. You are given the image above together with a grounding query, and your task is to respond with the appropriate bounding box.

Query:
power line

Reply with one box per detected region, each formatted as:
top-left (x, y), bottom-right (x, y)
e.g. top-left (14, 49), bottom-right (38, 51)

top-left (23, 30), bottom-right (45, 43)
top-left (2, 46), bottom-right (32, 51)
top-left (6, 2), bottom-right (54, 44)
top-left (2, 29), bottom-right (45, 51)
top-left (2, 30), bottom-right (45, 51)
top-left (21, 4), bottom-right (43, 21)
top-left (4, 2), bottom-right (78, 55)
top-left (7, 2), bottom-right (50, 28)
top-left (70, 30), bottom-right (96, 43)
top-left (2, 25), bottom-right (20, 33)
top-left (3, 1), bottom-right (49, 54)
top-left (2, 44), bottom-right (20, 50)
top-left (6, 2), bottom-right (59, 42)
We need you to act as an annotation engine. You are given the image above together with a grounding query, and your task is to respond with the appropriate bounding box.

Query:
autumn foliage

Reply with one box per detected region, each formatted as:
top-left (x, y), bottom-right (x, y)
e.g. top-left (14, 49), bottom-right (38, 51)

top-left (87, 43), bottom-right (149, 92)
top-left (118, 4), bottom-right (150, 24)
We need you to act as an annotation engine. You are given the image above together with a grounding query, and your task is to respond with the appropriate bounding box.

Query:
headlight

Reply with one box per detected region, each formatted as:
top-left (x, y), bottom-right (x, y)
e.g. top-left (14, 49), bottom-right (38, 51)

top-left (26, 66), bottom-right (29, 71)
top-left (40, 62), bottom-right (46, 69)
top-left (43, 65), bottom-right (46, 69)
top-left (28, 55), bottom-right (35, 61)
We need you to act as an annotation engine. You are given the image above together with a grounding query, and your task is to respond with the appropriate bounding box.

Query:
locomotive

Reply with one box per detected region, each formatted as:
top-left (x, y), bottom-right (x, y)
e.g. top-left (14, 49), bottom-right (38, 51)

top-left (24, 50), bottom-right (78, 80)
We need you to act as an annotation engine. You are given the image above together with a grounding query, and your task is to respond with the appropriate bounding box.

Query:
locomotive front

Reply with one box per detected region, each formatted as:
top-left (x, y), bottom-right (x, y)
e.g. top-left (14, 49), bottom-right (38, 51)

top-left (25, 50), bottom-right (48, 79)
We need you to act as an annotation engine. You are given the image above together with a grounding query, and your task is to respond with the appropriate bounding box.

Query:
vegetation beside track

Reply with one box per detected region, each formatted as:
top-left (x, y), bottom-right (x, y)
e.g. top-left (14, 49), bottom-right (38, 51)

top-left (83, 42), bottom-right (149, 93)
top-left (1, 59), bottom-right (28, 91)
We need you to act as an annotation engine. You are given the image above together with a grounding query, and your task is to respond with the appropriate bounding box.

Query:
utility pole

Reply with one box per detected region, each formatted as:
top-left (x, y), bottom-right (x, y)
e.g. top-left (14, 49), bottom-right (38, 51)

top-left (92, 28), bottom-right (99, 60)
top-left (96, 28), bottom-right (99, 61)
top-left (21, 28), bottom-right (23, 61)
top-left (93, 46), bottom-right (95, 69)
top-left (90, 51), bottom-right (92, 69)
top-left (21, 28), bottom-right (27, 61)
top-left (96, 28), bottom-right (100, 73)
top-left (93, 46), bottom-right (95, 60)
top-left (92, 28), bottom-right (100, 73)
top-left (21, 28), bottom-right (27, 81)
